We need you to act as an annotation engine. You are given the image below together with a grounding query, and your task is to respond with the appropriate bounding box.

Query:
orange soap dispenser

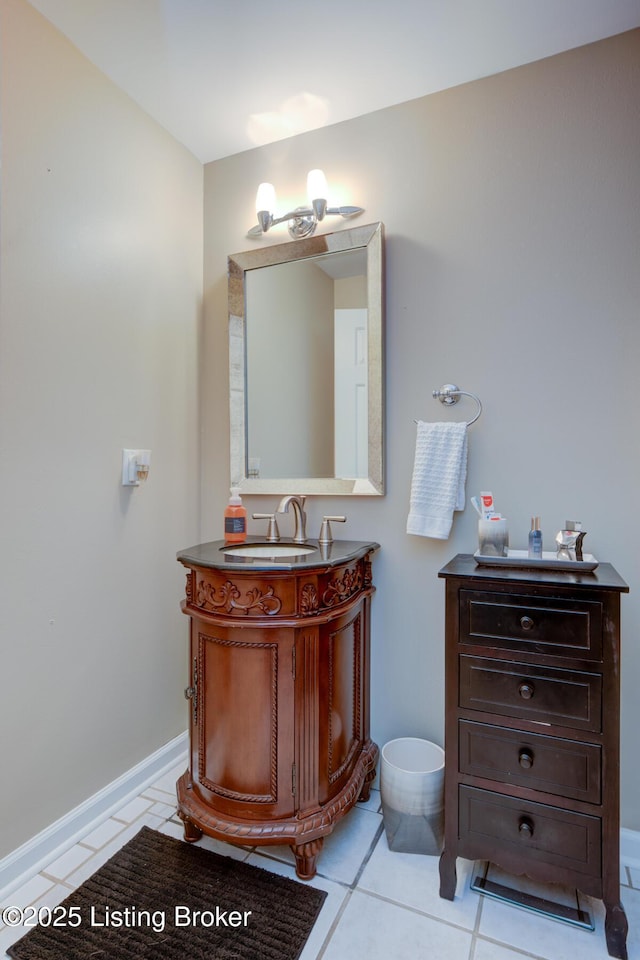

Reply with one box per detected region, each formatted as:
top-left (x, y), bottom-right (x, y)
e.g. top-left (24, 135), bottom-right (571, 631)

top-left (224, 486), bottom-right (247, 543)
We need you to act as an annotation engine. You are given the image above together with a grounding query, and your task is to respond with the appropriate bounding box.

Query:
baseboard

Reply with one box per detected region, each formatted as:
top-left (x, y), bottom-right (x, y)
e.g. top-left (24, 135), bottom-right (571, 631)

top-left (621, 827), bottom-right (640, 869)
top-left (0, 731), bottom-right (188, 898)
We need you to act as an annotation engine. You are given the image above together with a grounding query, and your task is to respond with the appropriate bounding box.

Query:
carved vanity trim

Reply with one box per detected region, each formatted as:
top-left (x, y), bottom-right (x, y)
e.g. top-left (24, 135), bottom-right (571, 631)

top-left (195, 578), bottom-right (282, 616)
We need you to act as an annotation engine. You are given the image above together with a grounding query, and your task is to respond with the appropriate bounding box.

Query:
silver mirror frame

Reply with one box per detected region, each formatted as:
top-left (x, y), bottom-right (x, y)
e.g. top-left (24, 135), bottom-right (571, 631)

top-left (229, 221), bottom-right (385, 496)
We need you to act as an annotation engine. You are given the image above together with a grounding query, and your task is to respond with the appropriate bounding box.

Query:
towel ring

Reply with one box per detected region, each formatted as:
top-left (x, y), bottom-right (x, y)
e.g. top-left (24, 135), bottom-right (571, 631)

top-left (431, 383), bottom-right (482, 426)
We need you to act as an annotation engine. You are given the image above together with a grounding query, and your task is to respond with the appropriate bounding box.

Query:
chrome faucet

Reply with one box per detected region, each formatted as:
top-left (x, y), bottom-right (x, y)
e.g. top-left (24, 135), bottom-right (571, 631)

top-left (276, 495), bottom-right (307, 543)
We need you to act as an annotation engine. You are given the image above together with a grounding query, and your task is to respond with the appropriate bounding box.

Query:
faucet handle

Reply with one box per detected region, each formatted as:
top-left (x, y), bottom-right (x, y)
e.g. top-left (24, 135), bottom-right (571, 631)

top-left (318, 515), bottom-right (346, 545)
top-left (252, 513), bottom-right (280, 542)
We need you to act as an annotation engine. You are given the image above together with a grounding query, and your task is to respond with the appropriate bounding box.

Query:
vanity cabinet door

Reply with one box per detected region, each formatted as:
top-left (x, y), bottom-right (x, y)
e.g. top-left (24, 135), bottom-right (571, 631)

top-left (317, 598), bottom-right (368, 805)
top-left (190, 619), bottom-right (295, 820)
top-left (177, 542), bottom-right (379, 881)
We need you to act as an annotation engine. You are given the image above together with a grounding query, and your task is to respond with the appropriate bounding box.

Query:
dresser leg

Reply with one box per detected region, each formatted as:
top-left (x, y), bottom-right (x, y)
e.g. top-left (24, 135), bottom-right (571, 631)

top-left (604, 899), bottom-right (628, 960)
top-left (439, 847), bottom-right (457, 900)
top-left (292, 838), bottom-right (324, 880)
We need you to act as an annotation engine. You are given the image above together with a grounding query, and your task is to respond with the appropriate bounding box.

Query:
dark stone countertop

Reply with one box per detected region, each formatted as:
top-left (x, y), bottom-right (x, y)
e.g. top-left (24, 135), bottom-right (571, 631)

top-left (177, 538), bottom-right (380, 572)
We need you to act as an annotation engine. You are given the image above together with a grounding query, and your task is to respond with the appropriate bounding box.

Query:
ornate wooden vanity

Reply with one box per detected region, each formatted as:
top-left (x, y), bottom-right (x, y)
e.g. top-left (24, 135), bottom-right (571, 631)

top-left (175, 538), bottom-right (379, 879)
top-left (438, 554), bottom-right (629, 959)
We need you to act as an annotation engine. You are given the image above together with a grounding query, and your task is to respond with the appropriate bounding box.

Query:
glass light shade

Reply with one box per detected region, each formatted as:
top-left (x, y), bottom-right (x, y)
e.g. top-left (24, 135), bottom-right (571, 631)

top-left (255, 181), bottom-right (276, 214)
top-left (307, 168), bottom-right (328, 202)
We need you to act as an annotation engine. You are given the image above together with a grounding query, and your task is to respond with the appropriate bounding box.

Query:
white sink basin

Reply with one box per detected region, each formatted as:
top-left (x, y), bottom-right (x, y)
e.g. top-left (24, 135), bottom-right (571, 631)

top-left (222, 543), bottom-right (317, 559)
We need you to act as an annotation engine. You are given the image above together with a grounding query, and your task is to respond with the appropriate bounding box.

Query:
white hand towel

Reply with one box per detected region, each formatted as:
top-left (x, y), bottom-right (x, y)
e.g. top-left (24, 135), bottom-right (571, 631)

top-left (407, 421), bottom-right (468, 539)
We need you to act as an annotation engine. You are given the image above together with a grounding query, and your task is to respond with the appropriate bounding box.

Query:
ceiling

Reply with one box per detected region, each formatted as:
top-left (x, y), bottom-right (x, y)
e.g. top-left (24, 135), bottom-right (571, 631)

top-left (28, 0), bottom-right (640, 164)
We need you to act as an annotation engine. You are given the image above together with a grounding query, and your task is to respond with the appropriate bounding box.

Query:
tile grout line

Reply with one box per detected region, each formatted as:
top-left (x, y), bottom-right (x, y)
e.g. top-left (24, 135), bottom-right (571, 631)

top-left (347, 819), bottom-right (385, 890)
top-left (347, 883), bottom-right (482, 937)
top-left (301, 814), bottom-right (385, 959)
top-left (471, 929), bottom-right (564, 960)
top-left (313, 888), bottom-right (353, 960)
top-left (467, 862), bottom-right (485, 960)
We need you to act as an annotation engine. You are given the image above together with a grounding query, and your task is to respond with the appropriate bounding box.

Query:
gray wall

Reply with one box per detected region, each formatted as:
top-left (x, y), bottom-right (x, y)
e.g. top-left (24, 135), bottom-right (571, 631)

top-left (0, 0), bottom-right (202, 857)
top-left (202, 30), bottom-right (640, 828)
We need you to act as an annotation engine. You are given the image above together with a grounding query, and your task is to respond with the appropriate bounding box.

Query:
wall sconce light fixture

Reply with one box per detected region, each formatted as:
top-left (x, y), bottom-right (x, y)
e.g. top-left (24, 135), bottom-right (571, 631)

top-left (122, 449), bottom-right (151, 486)
top-left (248, 169), bottom-right (364, 239)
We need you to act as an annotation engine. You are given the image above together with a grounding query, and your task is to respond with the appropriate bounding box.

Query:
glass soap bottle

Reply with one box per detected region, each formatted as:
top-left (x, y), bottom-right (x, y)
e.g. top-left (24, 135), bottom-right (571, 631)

top-left (528, 516), bottom-right (542, 559)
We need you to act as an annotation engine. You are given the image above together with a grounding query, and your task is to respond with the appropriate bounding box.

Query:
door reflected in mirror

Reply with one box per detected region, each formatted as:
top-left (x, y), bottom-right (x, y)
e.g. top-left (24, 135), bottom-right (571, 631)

top-left (229, 222), bottom-right (384, 496)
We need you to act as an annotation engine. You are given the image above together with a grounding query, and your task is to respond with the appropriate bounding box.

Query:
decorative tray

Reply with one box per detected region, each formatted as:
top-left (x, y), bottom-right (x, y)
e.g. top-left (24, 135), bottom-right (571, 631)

top-left (473, 549), bottom-right (599, 573)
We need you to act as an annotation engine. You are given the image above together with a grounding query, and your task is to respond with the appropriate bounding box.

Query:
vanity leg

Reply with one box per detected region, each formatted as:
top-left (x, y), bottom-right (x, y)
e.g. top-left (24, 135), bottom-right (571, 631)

top-left (292, 838), bottom-right (324, 880)
top-left (180, 815), bottom-right (203, 844)
top-left (604, 899), bottom-right (628, 960)
top-left (439, 847), bottom-right (457, 900)
top-left (358, 767), bottom-right (376, 803)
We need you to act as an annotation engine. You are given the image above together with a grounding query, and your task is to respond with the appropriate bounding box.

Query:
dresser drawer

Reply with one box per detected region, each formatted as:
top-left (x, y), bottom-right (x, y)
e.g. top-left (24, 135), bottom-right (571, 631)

top-left (459, 785), bottom-right (602, 877)
top-left (459, 655), bottom-right (602, 732)
top-left (460, 590), bottom-right (602, 660)
top-left (459, 720), bottom-right (601, 803)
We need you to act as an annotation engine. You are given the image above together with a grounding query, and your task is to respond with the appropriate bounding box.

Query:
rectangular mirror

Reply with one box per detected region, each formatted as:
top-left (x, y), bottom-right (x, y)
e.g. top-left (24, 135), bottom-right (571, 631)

top-left (228, 221), bottom-right (384, 495)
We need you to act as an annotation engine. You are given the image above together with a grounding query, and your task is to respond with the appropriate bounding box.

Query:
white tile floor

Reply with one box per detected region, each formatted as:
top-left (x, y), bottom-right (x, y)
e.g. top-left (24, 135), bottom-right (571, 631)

top-left (1, 760), bottom-right (638, 959)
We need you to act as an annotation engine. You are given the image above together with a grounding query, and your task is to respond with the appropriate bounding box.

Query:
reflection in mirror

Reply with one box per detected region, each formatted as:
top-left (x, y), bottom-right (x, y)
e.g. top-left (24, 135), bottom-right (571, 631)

top-left (246, 249), bottom-right (367, 479)
top-left (229, 222), bottom-right (384, 496)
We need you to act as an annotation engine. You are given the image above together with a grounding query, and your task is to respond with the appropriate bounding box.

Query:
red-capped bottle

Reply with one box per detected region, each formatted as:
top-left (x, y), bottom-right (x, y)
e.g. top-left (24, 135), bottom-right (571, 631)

top-left (224, 487), bottom-right (247, 543)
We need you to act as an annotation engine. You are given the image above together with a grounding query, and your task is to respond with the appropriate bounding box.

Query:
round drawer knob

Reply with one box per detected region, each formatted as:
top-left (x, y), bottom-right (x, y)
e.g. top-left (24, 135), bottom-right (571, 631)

top-left (518, 749), bottom-right (534, 769)
top-left (518, 817), bottom-right (534, 839)
top-left (518, 681), bottom-right (535, 700)
top-left (520, 615), bottom-right (534, 631)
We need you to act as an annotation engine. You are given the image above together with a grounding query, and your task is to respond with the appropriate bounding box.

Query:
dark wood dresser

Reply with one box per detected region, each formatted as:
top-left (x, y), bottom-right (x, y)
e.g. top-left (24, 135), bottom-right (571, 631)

top-left (438, 553), bottom-right (629, 959)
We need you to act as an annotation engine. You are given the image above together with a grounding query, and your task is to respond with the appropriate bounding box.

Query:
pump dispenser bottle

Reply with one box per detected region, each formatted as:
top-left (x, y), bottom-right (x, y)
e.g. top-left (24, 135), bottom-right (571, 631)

top-left (224, 487), bottom-right (247, 543)
top-left (528, 516), bottom-right (542, 559)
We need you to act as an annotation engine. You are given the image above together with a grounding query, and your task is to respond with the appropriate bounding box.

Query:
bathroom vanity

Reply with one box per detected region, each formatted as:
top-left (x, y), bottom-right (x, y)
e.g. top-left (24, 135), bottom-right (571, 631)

top-left (438, 554), bottom-right (629, 959)
top-left (175, 537), bottom-right (379, 879)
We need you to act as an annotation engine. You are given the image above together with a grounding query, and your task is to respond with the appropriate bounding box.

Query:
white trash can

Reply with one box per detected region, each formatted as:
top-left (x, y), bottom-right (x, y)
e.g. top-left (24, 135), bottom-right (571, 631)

top-left (380, 737), bottom-right (445, 855)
